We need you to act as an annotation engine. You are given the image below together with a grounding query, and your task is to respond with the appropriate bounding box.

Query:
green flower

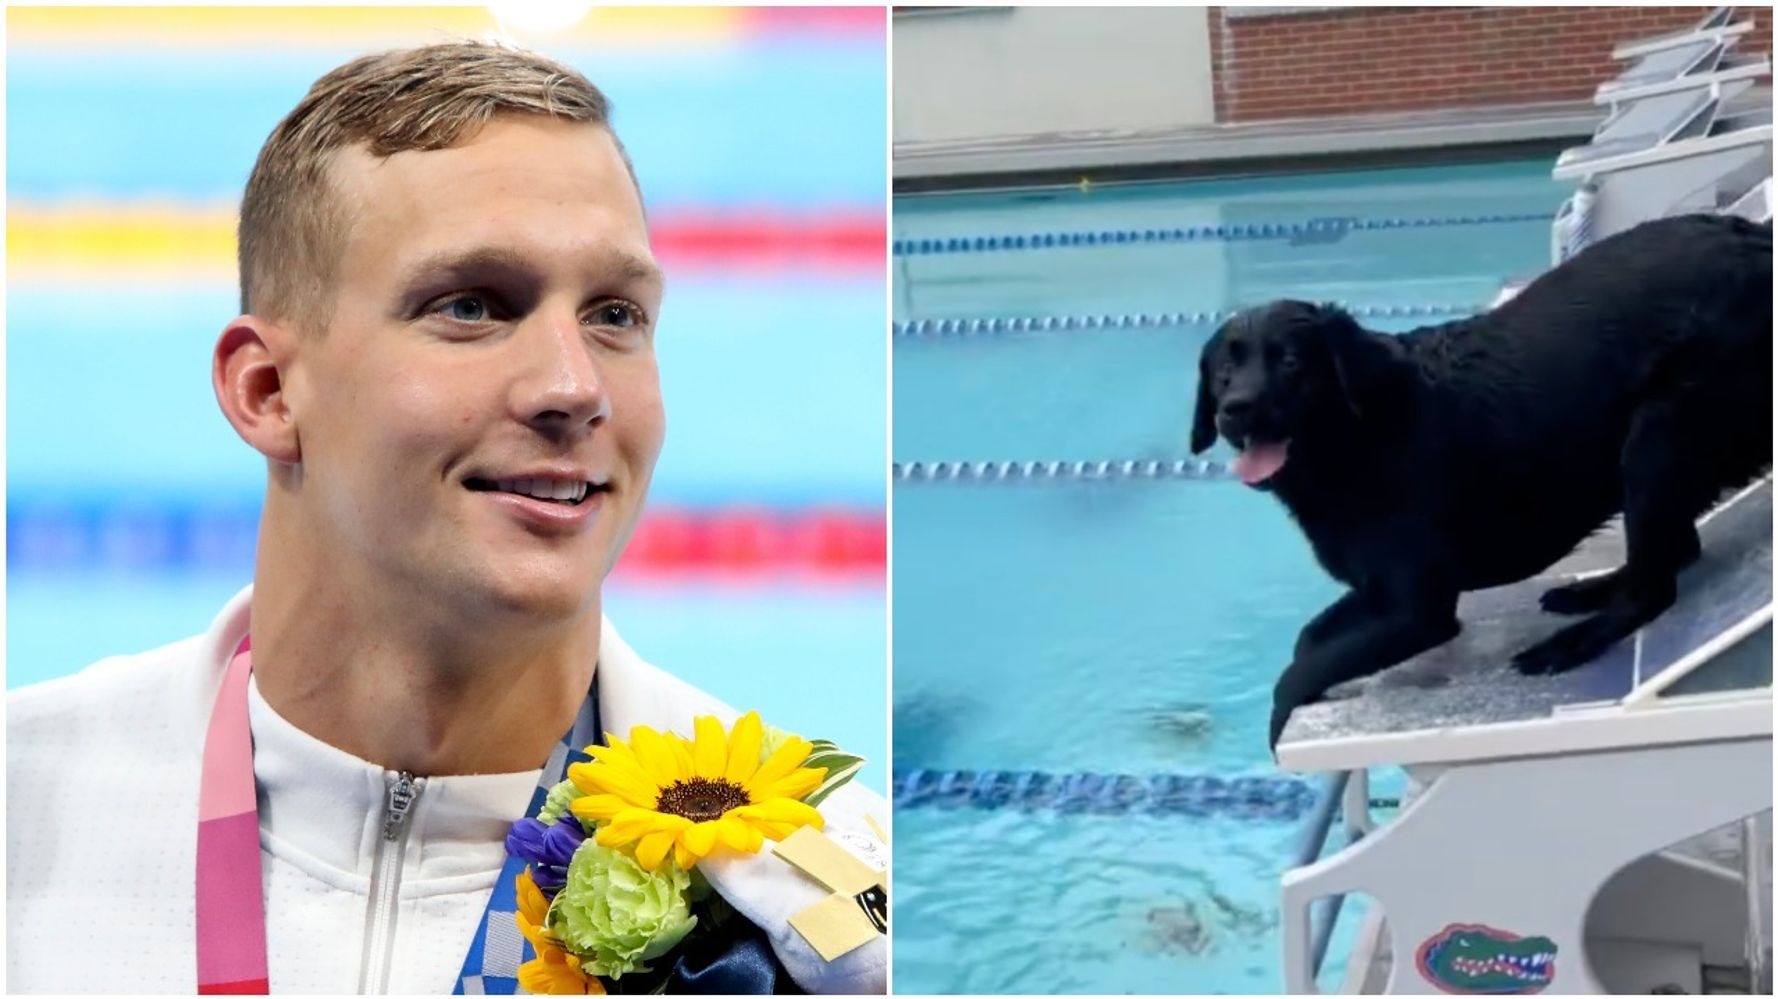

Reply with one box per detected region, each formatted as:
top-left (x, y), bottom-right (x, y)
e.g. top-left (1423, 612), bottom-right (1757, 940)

top-left (538, 777), bottom-right (585, 828)
top-left (547, 840), bottom-right (697, 978)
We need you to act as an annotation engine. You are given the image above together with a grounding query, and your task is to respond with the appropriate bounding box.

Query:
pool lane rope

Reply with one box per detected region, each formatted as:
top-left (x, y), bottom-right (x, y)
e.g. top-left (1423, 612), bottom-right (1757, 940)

top-left (894, 768), bottom-right (1315, 821)
top-left (892, 211), bottom-right (1555, 257)
top-left (895, 458), bottom-right (1231, 483)
top-left (894, 302), bottom-right (1482, 339)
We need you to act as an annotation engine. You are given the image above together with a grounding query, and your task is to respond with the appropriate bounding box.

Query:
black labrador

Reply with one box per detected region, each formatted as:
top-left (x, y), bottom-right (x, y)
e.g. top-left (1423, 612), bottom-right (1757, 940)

top-left (1189, 213), bottom-right (1772, 749)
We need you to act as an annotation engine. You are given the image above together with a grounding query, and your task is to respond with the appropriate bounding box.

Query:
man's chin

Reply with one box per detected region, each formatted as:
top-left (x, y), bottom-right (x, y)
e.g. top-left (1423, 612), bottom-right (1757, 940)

top-left (461, 565), bottom-right (604, 624)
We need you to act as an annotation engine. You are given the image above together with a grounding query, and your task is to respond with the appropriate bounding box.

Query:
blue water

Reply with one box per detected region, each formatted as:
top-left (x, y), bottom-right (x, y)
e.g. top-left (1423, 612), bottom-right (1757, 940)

top-left (892, 160), bottom-right (1567, 994)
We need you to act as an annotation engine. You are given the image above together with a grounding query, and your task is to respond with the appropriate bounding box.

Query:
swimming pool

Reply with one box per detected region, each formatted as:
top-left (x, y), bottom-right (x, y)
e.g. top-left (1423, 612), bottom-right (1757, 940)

top-left (891, 158), bottom-right (1569, 993)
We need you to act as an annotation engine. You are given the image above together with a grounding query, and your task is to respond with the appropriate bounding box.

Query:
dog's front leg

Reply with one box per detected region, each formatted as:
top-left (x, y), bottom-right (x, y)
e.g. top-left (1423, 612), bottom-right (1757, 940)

top-left (1294, 589), bottom-right (1375, 660)
top-left (1270, 600), bottom-right (1459, 751)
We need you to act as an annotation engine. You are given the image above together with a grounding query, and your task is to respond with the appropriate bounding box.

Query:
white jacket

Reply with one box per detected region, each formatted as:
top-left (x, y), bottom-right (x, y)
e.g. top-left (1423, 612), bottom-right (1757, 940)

top-left (6, 586), bottom-right (886, 994)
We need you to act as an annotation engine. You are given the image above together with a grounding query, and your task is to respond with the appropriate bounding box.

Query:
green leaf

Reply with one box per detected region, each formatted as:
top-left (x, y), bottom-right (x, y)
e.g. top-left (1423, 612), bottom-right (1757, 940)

top-left (800, 739), bottom-right (865, 809)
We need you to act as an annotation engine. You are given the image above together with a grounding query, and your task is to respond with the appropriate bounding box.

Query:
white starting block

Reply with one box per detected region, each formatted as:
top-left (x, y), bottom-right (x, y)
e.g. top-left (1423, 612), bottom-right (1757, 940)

top-left (1598, 7), bottom-right (1758, 101)
top-left (1277, 476), bottom-right (1773, 994)
top-left (1548, 7), bottom-right (1772, 263)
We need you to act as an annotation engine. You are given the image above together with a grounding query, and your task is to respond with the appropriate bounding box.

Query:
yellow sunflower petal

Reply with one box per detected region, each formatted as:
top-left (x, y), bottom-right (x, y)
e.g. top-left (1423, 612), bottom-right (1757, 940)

top-left (567, 752), bottom-right (651, 799)
top-left (567, 793), bottom-right (630, 824)
top-left (692, 715), bottom-right (728, 779)
top-left (629, 726), bottom-right (682, 784)
top-left (595, 807), bottom-right (669, 848)
top-left (667, 735), bottom-right (698, 784)
top-left (723, 712), bottom-right (765, 785)
top-left (515, 869), bottom-right (549, 927)
top-left (733, 797), bottom-right (824, 831)
top-left (751, 766), bottom-right (826, 803)
top-left (759, 820), bottom-right (807, 841)
top-left (515, 910), bottom-right (548, 952)
top-left (681, 820), bottom-right (721, 858)
top-left (674, 840), bottom-right (696, 872)
top-left (519, 945), bottom-right (596, 995)
top-left (636, 829), bottom-right (676, 871)
top-left (717, 813), bottom-right (766, 853)
top-left (744, 736), bottom-right (813, 797)
top-left (583, 739), bottom-right (653, 783)
top-left (569, 762), bottom-right (663, 808)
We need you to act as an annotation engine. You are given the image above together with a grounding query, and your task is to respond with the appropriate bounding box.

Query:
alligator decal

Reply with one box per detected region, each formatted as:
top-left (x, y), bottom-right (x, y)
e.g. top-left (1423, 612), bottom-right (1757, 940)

top-left (1414, 923), bottom-right (1556, 994)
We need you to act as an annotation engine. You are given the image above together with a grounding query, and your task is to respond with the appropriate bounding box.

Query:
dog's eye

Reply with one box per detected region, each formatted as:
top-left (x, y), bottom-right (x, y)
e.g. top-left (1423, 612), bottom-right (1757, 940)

top-left (1226, 340), bottom-right (1247, 365)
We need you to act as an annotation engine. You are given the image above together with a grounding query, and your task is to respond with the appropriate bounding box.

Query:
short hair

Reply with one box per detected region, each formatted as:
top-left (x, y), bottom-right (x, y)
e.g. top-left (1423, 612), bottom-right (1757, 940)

top-left (237, 40), bottom-right (628, 333)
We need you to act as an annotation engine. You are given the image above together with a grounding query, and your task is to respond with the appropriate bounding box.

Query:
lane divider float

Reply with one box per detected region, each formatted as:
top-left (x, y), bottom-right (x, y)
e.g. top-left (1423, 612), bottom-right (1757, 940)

top-left (893, 768), bottom-right (1316, 820)
top-left (892, 211), bottom-right (1554, 257)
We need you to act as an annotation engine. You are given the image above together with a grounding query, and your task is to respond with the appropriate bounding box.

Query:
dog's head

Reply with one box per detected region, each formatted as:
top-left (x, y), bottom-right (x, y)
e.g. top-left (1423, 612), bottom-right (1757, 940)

top-left (1190, 300), bottom-right (1403, 488)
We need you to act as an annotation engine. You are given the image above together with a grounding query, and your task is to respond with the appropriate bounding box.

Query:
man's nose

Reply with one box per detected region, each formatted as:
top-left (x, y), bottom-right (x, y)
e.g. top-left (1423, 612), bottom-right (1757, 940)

top-left (513, 314), bottom-right (611, 433)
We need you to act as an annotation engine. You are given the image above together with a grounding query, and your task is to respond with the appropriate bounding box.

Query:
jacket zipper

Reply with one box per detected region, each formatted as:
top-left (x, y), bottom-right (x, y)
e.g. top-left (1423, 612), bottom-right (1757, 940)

top-left (358, 771), bottom-right (423, 994)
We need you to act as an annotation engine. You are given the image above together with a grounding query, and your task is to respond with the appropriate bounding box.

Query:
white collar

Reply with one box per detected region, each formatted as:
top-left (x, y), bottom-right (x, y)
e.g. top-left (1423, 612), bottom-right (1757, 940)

top-left (247, 672), bottom-right (539, 890)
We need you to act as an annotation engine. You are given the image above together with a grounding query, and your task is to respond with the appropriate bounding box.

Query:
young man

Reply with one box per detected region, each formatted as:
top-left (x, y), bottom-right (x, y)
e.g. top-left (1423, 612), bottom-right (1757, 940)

top-left (7, 43), bottom-right (885, 994)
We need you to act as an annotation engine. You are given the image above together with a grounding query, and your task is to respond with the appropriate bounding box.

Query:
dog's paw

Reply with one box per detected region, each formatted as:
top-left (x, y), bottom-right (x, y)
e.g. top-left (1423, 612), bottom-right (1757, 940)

top-left (1268, 706), bottom-right (1289, 753)
top-left (1269, 685), bottom-right (1320, 752)
top-left (1539, 573), bottom-right (1620, 615)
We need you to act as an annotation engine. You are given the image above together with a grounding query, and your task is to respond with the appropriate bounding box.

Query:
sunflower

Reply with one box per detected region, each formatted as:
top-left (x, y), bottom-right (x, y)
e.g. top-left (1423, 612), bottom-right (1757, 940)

top-left (512, 869), bottom-right (605, 995)
top-left (567, 712), bottom-right (826, 871)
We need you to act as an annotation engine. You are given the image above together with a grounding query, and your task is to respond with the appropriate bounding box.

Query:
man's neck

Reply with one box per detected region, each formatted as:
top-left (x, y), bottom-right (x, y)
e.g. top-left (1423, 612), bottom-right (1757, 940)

top-left (246, 571), bottom-right (600, 778)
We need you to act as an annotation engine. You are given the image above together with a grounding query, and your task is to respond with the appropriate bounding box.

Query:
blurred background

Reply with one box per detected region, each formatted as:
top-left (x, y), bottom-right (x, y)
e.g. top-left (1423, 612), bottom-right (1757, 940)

top-left (5, 5), bottom-right (887, 790)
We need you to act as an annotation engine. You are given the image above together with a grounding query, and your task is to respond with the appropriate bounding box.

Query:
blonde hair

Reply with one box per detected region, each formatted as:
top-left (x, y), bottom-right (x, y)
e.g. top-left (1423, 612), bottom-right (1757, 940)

top-left (237, 40), bottom-right (626, 332)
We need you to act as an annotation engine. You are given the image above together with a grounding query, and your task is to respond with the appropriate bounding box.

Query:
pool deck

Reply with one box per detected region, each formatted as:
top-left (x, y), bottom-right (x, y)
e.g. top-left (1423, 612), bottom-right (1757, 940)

top-left (895, 88), bottom-right (1773, 192)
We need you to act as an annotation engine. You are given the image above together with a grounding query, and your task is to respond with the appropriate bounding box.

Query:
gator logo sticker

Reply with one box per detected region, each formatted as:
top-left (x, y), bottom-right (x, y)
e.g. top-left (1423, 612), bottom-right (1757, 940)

top-left (1415, 923), bottom-right (1556, 994)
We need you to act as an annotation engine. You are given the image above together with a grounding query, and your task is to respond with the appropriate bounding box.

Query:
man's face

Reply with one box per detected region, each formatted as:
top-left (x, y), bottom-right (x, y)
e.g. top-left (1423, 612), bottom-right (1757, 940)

top-left (281, 116), bottom-right (664, 621)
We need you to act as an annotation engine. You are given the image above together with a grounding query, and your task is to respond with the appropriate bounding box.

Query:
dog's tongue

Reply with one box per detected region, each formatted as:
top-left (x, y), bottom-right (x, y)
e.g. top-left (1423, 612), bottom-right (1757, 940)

top-left (1234, 441), bottom-right (1289, 485)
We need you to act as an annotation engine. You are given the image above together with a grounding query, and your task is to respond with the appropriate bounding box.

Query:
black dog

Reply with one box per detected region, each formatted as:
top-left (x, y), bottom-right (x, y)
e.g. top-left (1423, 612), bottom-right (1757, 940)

top-left (1189, 214), bottom-right (1772, 749)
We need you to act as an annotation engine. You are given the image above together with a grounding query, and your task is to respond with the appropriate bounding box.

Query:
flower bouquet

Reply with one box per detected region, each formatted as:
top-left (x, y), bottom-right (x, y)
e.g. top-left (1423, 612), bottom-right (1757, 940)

top-left (504, 712), bottom-right (863, 994)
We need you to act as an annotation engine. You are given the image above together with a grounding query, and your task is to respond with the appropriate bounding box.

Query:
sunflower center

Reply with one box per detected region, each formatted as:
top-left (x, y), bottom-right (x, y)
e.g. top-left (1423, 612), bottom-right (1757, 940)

top-left (656, 777), bottom-right (751, 822)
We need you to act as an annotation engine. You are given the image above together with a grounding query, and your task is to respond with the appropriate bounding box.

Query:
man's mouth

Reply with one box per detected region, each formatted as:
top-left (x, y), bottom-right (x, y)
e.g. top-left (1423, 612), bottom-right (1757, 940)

top-left (1230, 439), bottom-right (1290, 486)
top-left (464, 476), bottom-right (608, 506)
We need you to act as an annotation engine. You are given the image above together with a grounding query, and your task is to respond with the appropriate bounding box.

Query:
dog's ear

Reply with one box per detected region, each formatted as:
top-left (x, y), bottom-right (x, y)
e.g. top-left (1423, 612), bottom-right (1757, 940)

top-left (1319, 304), bottom-right (1403, 420)
top-left (1190, 333), bottom-right (1221, 454)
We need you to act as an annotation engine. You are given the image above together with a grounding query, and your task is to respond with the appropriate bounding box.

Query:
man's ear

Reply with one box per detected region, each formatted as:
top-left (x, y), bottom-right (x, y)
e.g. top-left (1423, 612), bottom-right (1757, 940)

top-left (1189, 333), bottom-right (1221, 454)
top-left (213, 316), bottom-right (301, 465)
top-left (1318, 304), bottom-right (1403, 421)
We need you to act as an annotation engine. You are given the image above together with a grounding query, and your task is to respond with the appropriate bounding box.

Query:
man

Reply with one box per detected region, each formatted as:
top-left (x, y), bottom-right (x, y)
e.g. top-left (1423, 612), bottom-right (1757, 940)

top-left (7, 42), bottom-right (885, 994)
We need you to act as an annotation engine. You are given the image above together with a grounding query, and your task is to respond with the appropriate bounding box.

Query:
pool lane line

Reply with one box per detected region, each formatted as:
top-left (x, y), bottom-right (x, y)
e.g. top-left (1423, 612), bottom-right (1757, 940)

top-left (894, 302), bottom-right (1482, 338)
top-left (893, 768), bottom-right (1316, 821)
top-left (894, 458), bottom-right (1232, 483)
top-left (892, 211), bottom-right (1555, 257)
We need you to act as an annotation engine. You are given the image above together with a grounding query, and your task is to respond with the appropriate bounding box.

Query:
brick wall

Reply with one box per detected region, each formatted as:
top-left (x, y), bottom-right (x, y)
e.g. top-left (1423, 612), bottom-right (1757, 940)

top-left (1210, 6), bottom-right (1774, 123)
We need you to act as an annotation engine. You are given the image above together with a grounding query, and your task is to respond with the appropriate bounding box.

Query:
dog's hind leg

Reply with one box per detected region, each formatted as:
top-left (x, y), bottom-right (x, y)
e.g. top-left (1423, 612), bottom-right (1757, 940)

top-left (1515, 397), bottom-right (1707, 675)
top-left (1539, 528), bottom-right (1700, 615)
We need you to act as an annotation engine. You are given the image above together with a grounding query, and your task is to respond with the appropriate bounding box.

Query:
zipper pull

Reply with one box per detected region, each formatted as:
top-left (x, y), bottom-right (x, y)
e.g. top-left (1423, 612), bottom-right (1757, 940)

top-left (382, 771), bottom-right (419, 841)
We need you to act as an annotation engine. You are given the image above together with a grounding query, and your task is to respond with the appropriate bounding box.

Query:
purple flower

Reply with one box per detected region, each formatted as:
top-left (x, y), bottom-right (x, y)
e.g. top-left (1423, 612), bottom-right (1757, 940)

top-left (505, 817), bottom-right (551, 867)
top-left (539, 815), bottom-right (586, 868)
top-left (532, 865), bottom-right (568, 894)
top-left (506, 816), bottom-right (587, 899)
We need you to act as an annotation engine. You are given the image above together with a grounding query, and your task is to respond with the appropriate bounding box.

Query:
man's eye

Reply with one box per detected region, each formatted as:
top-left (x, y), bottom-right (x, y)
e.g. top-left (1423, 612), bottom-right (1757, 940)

top-left (435, 295), bottom-right (491, 322)
top-left (589, 301), bottom-right (643, 329)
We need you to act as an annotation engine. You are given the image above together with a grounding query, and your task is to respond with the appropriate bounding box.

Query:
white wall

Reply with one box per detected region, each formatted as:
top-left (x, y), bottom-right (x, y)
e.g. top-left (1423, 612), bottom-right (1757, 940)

top-left (892, 6), bottom-right (1216, 145)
